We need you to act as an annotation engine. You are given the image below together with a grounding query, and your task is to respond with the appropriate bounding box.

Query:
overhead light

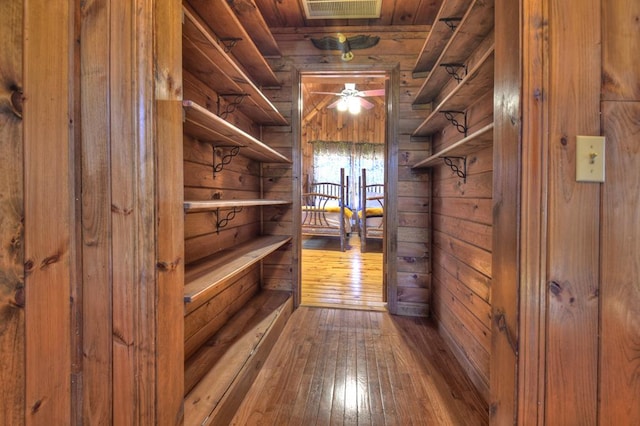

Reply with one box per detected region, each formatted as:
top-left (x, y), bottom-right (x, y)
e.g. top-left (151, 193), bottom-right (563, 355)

top-left (337, 98), bottom-right (348, 111)
top-left (347, 96), bottom-right (361, 114)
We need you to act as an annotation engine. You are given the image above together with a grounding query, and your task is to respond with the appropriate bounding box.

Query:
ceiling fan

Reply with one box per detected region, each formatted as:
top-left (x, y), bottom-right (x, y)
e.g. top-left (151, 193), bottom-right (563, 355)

top-left (312, 83), bottom-right (385, 114)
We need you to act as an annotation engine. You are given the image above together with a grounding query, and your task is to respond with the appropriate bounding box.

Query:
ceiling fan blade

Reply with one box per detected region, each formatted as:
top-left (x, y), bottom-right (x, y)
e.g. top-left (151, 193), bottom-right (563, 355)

top-left (310, 91), bottom-right (342, 96)
top-left (327, 99), bottom-right (342, 109)
top-left (360, 98), bottom-right (376, 109)
top-left (358, 89), bottom-right (386, 97)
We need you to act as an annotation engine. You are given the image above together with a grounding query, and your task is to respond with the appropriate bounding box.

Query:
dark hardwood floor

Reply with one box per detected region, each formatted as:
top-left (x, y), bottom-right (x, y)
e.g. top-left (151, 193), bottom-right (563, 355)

top-left (232, 307), bottom-right (489, 425)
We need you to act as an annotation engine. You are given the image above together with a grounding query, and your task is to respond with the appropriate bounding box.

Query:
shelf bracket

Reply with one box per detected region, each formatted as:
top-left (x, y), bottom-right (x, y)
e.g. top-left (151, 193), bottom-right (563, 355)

top-left (215, 207), bottom-right (243, 233)
top-left (440, 63), bottom-right (467, 83)
top-left (219, 37), bottom-right (243, 53)
top-left (442, 156), bottom-right (467, 183)
top-left (212, 145), bottom-right (241, 176)
top-left (439, 17), bottom-right (463, 32)
top-left (440, 110), bottom-right (468, 136)
top-left (217, 94), bottom-right (248, 120)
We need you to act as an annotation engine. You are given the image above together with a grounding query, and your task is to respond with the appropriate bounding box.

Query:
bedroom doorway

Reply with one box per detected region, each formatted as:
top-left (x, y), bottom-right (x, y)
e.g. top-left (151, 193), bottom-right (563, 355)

top-left (299, 71), bottom-right (388, 311)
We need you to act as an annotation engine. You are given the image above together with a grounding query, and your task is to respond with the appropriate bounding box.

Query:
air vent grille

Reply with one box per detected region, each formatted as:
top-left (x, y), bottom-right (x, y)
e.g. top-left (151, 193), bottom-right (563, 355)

top-left (302, 0), bottom-right (382, 19)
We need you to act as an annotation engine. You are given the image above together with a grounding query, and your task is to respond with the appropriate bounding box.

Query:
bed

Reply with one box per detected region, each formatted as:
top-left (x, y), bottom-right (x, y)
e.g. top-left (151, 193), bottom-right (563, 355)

top-left (301, 168), bottom-right (353, 252)
top-left (358, 168), bottom-right (384, 252)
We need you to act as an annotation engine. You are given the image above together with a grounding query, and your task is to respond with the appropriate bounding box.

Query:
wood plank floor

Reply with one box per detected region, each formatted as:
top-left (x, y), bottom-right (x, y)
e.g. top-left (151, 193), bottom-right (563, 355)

top-left (232, 307), bottom-right (489, 425)
top-left (302, 235), bottom-right (386, 311)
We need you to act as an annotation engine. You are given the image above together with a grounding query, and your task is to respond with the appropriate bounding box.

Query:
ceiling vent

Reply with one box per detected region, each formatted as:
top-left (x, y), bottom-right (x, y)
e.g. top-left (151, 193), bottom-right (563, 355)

top-left (302, 0), bottom-right (382, 20)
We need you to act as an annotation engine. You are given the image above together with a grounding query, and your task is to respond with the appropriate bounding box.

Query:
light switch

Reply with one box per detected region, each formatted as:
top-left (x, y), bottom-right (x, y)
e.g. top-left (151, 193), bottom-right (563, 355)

top-left (576, 136), bottom-right (605, 182)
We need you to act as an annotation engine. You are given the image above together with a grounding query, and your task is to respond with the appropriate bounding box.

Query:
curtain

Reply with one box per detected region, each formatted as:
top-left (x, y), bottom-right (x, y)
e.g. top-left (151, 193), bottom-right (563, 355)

top-left (311, 141), bottom-right (384, 209)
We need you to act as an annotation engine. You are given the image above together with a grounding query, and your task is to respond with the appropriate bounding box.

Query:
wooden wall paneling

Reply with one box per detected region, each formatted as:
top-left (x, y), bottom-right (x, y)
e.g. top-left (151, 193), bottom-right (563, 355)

top-left (184, 268), bottom-right (260, 361)
top-left (183, 70), bottom-right (260, 138)
top-left (185, 223), bottom-right (261, 264)
top-left (433, 297), bottom-right (490, 402)
top-left (599, 1), bottom-right (640, 421)
top-left (545, 1), bottom-right (601, 423)
top-left (185, 208), bottom-right (260, 239)
top-left (80, 0), bottom-right (112, 421)
top-left (24, 1), bottom-right (75, 423)
top-left (0, 0), bottom-right (24, 423)
top-left (601, 0), bottom-right (640, 101)
top-left (518, 0), bottom-right (547, 423)
top-left (599, 104), bottom-right (640, 422)
top-left (491, 0), bottom-right (521, 422)
top-left (154, 0), bottom-right (184, 423)
top-left (386, 66), bottom-right (401, 314)
top-left (183, 160), bottom-right (260, 191)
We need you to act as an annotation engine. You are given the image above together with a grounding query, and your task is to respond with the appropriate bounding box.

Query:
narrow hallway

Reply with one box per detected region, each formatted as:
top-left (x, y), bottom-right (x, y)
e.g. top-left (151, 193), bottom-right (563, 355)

top-left (232, 307), bottom-right (489, 425)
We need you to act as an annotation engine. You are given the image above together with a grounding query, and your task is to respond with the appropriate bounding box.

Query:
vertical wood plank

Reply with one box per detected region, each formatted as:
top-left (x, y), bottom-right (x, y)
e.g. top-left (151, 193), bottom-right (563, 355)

top-left (0, 0), bottom-right (25, 424)
top-left (599, 102), bottom-right (640, 424)
top-left (80, 0), bottom-right (112, 422)
top-left (519, 0), bottom-right (547, 424)
top-left (109, 1), bottom-right (137, 423)
top-left (599, 2), bottom-right (640, 421)
top-left (544, 0), bottom-right (601, 424)
top-left (154, 0), bottom-right (184, 424)
top-left (24, 1), bottom-right (75, 424)
top-left (386, 67), bottom-right (400, 314)
top-left (601, 0), bottom-right (640, 101)
top-left (491, 0), bottom-right (520, 422)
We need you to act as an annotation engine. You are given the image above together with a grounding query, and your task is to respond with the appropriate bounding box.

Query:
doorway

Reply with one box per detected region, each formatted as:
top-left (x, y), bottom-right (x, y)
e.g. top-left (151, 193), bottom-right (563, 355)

top-left (298, 71), bottom-right (388, 311)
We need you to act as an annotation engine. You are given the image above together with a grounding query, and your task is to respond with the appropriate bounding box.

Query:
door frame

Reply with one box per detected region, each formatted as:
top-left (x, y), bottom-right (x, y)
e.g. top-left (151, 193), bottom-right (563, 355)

top-left (292, 64), bottom-right (400, 313)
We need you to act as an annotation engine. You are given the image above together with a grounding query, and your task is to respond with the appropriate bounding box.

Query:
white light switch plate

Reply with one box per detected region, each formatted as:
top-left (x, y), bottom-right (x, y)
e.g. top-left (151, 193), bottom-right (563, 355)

top-left (576, 136), bottom-right (605, 182)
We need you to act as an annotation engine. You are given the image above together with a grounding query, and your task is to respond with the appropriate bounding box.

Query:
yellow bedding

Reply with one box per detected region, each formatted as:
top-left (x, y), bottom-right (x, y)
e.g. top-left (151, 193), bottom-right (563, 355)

top-left (303, 205), bottom-right (354, 219)
top-left (358, 207), bottom-right (383, 218)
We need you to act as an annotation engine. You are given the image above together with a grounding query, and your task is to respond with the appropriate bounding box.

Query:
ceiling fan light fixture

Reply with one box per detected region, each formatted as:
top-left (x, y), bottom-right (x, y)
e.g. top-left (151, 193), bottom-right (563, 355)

top-left (347, 96), bottom-right (361, 114)
top-left (337, 97), bottom-right (348, 111)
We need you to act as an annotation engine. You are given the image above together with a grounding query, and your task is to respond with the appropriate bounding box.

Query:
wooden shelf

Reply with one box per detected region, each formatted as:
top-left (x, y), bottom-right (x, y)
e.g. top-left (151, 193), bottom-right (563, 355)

top-left (184, 235), bottom-right (291, 311)
top-left (183, 100), bottom-right (291, 163)
top-left (412, 0), bottom-right (474, 77)
top-left (412, 46), bottom-right (494, 136)
top-left (186, 0), bottom-right (281, 85)
top-left (182, 6), bottom-right (288, 126)
top-left (184, 290), bottom-right (292, 425)
top-left (412, 123), bottom-right (494, 169)
top-left (413, 0), bottom-right (495, 105)
top-left (184, 199), bottom-right (291, 213)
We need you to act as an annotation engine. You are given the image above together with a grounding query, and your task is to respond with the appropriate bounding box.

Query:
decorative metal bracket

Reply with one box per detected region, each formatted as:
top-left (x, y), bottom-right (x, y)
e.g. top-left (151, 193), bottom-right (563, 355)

top-left (442, 156), bottom-right (467, 183)
top-left (219, 37), bottom-right (242, 53)
top-left (212, 145), bottom-right (241, 175)
top-left (440, 63), bottom-right (467, 83)
top-left (439, 17), bottom-right (463, 32)
top-left (440, 110), bottom-right (468, 135)
top-left (217, 94), bottom-right (248, 120)
top-left (215, 207), bottom-right (243, 233)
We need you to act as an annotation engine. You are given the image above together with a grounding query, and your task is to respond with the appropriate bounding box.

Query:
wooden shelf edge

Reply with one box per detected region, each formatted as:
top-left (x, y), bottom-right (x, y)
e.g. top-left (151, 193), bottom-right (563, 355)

top-left (182, 6), bottom-right (288, 126)
top-left (184, 199), bottom-right (291, 212)
top-left (412, 46), bottom-right (495, 136)
top-left (412, 123), bottom-right (494, 169)
top-left (184, 235), bottom-right (291, 309)
top-left (186, 0), bottom-right (281, 87)
top-left (413, 0), bottom-right (495, 105)
top-left (184, 290), bottom-right (293, 425)
top-left (183, 100), bottom-right (291, 164)
top-left (412, 0), bottom-right (475, 74)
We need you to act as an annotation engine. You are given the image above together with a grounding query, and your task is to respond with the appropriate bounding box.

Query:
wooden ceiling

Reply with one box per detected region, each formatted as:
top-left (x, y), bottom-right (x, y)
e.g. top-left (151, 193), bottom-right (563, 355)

top-left (302, 75), bottom-right (387, 120)
top-left (252, 0), bottom-right (444, 29)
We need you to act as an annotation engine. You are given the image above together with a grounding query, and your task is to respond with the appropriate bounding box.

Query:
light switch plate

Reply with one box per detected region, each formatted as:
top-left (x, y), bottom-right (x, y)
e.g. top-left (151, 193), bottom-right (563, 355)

top-left (576, 136), bottom-right (605, 182)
